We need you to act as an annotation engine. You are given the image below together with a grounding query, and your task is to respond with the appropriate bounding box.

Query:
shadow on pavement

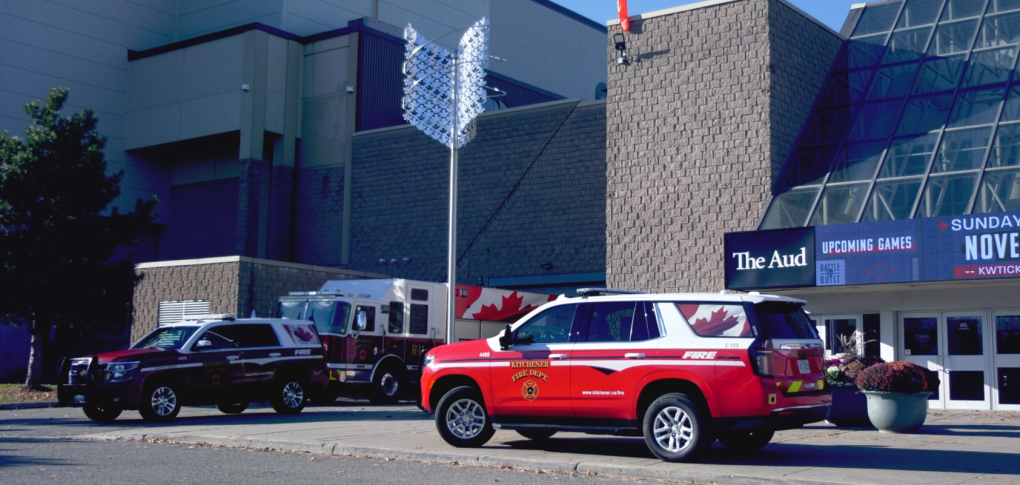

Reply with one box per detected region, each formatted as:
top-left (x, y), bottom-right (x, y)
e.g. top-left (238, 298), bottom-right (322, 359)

top-left (0, 437), bottom-right (78, 469)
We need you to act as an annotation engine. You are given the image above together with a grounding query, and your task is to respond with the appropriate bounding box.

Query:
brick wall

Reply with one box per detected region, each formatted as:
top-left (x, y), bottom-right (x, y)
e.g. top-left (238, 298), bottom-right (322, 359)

top-left (605, 0), bottom-right (841, 292)
top-left (162, 179), bottom-right (240, 260)
top-left (131, 257), bottom-right (384, 340)
top-left (292, 165), bottom-right (345, 266)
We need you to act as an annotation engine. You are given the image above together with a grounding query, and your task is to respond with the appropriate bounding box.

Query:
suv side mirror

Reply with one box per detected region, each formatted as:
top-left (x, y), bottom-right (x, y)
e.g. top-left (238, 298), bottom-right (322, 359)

top-left (352, 310), bottom-right (367, 338)
top-left (195, 339), bottom-right (212, 349)
top-left (498, 324), bottom-right (513, 350)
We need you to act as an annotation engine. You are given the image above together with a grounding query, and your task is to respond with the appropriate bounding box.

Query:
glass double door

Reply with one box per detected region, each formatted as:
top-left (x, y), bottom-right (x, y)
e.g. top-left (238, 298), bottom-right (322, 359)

top-left (900, 312), bottom-right (990, 410)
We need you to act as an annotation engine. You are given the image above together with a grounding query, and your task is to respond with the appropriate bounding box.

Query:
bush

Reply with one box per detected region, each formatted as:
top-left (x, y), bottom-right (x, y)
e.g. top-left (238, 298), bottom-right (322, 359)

top-left (825, 354), bottom-right (885, 387)
top-left (855, 361), bottom-right (940, 394)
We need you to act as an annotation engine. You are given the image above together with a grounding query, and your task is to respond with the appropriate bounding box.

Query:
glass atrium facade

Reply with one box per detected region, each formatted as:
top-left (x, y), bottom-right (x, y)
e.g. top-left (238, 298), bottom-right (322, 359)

top-left (761, 0), bottom-right (1020, 228)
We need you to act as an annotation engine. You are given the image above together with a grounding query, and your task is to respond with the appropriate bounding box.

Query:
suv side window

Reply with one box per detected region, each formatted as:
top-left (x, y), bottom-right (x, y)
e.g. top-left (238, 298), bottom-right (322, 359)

top-left (678, 303), bottom-right (753, 337)
top-left (232, 324), bottom-right (281, 348)
top-left (515, 304), bottom-right (577, 344)
top-left (631, 302), bottom-right (661, 341)
top-left (586, 302), bottom-right (635, 342)
top-left (194, 325), bottom-right (238, 351)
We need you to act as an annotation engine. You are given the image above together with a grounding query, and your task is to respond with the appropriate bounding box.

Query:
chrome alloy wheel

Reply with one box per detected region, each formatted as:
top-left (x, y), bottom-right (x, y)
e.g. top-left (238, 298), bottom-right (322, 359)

top-left (281, 382), bottom-right (304, 409)
top-left (653, 406), bottom-right (695, 453)
top-left (150, 386), bottom-right (178, 417)
top-left (380, 373), bottom-right (399, 396)
top-left (445, 398), bottom-right (486, 440)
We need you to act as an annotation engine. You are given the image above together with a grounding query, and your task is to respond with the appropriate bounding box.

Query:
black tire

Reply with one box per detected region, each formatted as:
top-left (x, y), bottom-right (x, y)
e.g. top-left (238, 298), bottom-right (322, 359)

top-left (138, 382), bottom-right (182, 422)
top-left (83, 404), bottom-right (122, 423)
top-left (270, 377), bottom-right (307, 414)
top-left (368, 362), bottom-right (406, 405)
top-left (217, 401), bottom-right (249, 414)
top-left (516, 429), bottom-right (557, 440)
top-left (717, 429), bottom-right (775, 451)
top-left (642, 393), bottom-right (714, 462)
top-left (435, 386), bottom-right (495, 448)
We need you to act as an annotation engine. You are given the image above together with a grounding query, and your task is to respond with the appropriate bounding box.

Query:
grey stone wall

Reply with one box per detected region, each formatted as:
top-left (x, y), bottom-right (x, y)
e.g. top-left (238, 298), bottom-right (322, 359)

top-left (349, 100), bottom-right (607, 284)
top-left (605, 0), bottom-right (841, 292)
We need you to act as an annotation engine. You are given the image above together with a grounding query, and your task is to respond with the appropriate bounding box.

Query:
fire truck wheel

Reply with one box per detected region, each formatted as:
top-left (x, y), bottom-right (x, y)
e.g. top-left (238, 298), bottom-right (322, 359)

top-left (717, 429), bottom-right (774, 451)
top-left (642, 393), bottom-right (714, 462)
top-left (83, 404), bottom-right (122, 423)
top-left (217, 401), bottom-right (249, 414)
top-left (139, 382), bottom-right (182, 422)
top-left (435, 386), bottom-right (495, 448)
top-left (516, 429), bottom-right (557, 440)
top-left (270, 377), bottom-right (308, 414)
top-left (369, 363), bottom-right (406, 404)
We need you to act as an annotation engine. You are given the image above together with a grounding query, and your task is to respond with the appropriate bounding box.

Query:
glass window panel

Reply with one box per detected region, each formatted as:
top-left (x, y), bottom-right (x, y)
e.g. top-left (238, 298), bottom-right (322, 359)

top-left (975, 11), bottom-right (1020, 48)
top-left (897, 0), bottom-right (944, 28)
top-left (949, 370), bottom-right (986, 400)
top-left (948, 88), bottom-right (1006, 127)
top-left (941, 0), bottom-right (988, 21)
top-left (883, 26), bottom-right (934, 64)
top-left (830, 141), bottom-right (887, 182)
top-left (999, 368), bottom-right (1020, 404)
top-left (915, 173), bottom-right (981, 217)
top-left (897, 94), bottom-right (955, 134)
top-left (868, 63), bottom-right (921, 99)
top-left (809, 183), bottom-right (870, 226)
top-left (963, 47), bottom-right (1018, 87)
top-left (760, 187), bottom-right (821, 229)
top-left (933, 127), bottom-right (994, 172)
top-left (998, 316), bottom-right (1020, 353)
top-left (948, 316), bottom-right (984, 355)
top-left (850, 70), bottom-right (874, 103)
top-left (848, 34), bottom-right (891, 69)
top-left (782, 146), bottom-right (838, 187)
top-left (999, 84), bottom-right (1020, 121)
top-left (989, 0), bottom-right (1020, 14)
top-left (881, 133), bottom-right (940, 177)
top-left (973, 168), bottom-right (1020, 212)
top-left (988, 123), bottom-right (1020, 166)
top-left (928, 19), bottom-right (980, 56)
top-left (853, 2), bottom-right (903, 37)
top-left (904, 317), bottom-right (939, 355)
top-left (803, 107), bottom-right (854, 145)
top-left (912, 54), bottom-right (967, 94)
top-left (861, 178), bottom-right (924, 221)
top-left (821, 72), bottom-right (851, 106)
top-left (850, 101), bottom-right (904, 140)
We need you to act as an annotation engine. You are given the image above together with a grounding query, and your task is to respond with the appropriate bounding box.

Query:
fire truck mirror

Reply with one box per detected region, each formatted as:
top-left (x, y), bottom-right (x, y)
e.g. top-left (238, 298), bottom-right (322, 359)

top-left (356, 311), bottom-right (368, 333)
top-left (499, 324), bottom-right (512, 350)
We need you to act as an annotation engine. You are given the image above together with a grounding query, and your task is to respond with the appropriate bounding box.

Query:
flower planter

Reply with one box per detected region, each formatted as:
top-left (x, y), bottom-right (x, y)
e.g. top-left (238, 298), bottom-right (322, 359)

top-left (826, 386), bottom-right (872, 427)
top-left (862, 391), bottom-right (932, 433)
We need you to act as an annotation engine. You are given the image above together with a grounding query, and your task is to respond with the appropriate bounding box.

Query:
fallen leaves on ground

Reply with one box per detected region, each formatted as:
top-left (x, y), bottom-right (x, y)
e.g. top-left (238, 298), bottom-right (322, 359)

top-left (0, 384), bottom-right (57, 404)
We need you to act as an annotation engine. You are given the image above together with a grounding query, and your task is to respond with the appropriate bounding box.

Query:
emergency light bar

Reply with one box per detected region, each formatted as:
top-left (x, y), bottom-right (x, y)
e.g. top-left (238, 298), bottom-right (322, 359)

top-left (287, 290), bottom-right (367, 298)
top-left (576, 288), bottom-right (648, 297)
top-left (183, 313), bottom-right (236, 322)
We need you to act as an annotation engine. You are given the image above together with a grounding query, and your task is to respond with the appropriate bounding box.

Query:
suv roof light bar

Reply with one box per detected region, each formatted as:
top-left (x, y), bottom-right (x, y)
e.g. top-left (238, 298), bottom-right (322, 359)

top-left (183, 313), bottom-right (236, 322)
top-left (576, 288), bottom-right (648, 297)
top-left (286, 290), bottom-right (367, 298)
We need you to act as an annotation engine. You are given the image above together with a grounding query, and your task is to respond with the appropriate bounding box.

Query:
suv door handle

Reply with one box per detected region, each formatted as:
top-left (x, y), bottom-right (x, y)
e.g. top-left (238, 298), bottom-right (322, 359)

top-left (226, 355), bottom-right (240, 361)
top-left (624, 353), bottom-right (646, 359)
top-left (549, 354), bottom-right (569, 360)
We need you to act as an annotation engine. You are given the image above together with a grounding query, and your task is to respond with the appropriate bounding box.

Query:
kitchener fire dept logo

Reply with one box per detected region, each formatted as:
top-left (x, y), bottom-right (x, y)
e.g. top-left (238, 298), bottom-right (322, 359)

top-left (522, 380), bottom-right (539, 401)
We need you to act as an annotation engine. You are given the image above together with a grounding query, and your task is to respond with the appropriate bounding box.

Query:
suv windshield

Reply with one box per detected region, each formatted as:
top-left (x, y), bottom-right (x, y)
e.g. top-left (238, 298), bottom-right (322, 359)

top-left (306, 300), bottom-right (351, 335)
top-left (132, 327), bottom-right (199, 350)
top-left (753, 302), bottom-right (818, 339)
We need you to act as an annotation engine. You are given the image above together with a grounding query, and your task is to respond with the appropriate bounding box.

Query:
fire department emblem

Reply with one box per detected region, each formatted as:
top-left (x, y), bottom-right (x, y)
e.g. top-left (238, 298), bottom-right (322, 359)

top-left (522, 380), bottom-right (539, 401)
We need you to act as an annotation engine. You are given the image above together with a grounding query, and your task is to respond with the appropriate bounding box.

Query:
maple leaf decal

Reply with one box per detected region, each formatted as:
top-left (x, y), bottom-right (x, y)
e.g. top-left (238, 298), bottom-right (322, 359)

top-left (288, 325), bottom-right (317, 343)
top-left (472, 292), bottom-right (541, 322)
top-left (692, 307), bottom-right (742, 337)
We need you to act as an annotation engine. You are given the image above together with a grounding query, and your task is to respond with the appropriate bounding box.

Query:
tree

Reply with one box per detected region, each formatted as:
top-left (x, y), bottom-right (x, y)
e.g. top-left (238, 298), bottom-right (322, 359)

top-left (0, 88), bottom-right (156, 389)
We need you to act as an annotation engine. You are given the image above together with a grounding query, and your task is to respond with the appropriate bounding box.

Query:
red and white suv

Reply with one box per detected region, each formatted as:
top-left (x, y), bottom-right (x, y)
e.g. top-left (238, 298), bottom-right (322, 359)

top-left (419, 290), bottom-right (829, 462)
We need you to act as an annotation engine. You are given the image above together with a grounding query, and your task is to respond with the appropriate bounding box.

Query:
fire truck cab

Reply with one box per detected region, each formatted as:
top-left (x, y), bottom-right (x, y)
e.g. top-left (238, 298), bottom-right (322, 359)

top-left (277, 279), bottom-right (553, 403)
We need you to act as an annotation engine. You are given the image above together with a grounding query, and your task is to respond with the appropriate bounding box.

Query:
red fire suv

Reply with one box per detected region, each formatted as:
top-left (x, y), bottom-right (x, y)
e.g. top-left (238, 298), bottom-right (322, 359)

top-left (419, 290), bottom-right (829, 462)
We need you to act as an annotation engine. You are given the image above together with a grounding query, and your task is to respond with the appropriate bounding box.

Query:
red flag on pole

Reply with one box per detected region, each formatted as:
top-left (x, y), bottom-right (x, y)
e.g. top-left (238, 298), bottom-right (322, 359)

top-left (618, 0), bottom-right (630, 32)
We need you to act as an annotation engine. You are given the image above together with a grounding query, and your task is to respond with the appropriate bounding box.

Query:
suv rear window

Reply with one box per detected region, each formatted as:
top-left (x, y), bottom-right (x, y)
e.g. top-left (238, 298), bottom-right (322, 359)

top-left (678, 303), bottom-right (753, 338)
top-left (752, 302), bottom-right (818, 339)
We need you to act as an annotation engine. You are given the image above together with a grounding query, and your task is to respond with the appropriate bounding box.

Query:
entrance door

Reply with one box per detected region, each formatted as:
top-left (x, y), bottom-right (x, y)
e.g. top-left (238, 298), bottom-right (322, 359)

top-left (899, 312), bottom-right (991, 410)
top-left (823, 316), bottom-right (859, 356)
top-left (992, 311), bottom-right (1020, 410)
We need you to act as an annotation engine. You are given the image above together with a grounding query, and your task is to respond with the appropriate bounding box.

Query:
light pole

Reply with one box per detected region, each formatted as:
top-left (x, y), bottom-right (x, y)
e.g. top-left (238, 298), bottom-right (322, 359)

top-left (402, 19), bottom-right (489, 343)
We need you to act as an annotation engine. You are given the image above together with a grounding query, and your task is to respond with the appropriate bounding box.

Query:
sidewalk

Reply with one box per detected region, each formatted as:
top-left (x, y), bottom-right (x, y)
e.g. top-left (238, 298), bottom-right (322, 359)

top-left (5, 404), bottom-right (1019, 484)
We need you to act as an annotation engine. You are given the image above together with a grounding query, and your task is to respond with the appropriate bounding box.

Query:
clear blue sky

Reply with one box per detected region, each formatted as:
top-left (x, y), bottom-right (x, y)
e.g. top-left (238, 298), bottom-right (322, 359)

top-left (551, 0), bottom-right (862, 32)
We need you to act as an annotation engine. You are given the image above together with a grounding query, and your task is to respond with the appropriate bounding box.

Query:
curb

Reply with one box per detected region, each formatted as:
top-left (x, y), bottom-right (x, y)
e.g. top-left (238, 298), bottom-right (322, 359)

top-left (77, 432), bottom-right (840, 485)
top-left (0, 402), bottom-right (60, 411)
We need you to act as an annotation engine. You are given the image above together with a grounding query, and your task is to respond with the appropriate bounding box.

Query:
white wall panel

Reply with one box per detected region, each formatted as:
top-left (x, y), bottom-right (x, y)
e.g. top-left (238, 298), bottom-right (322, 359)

top-left (5, 0), bottom-right (173, 49)
top-left (126, 103), bottom-right (181, 149)
top-left (178, 0), bottom-right (281, 39)
top-left (3, 42), bottom-right (128, 94)
top-left (128, 51), bottom-right (184, 111)
top-left (46, 0), bottom-right (176, 37)
top-left (3, 16), bottom-right (129, 69)
top-left (180, 36), bottom-right (244, 99)
top-left (179, 91), bottom-right (243, 140)
top-left (2, 67), bottom-right (126, 116)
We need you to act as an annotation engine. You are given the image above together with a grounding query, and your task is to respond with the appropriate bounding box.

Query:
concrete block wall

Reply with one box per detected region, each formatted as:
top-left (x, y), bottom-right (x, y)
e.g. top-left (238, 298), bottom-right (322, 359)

top-left (605, 0), bottom-right (841, 292)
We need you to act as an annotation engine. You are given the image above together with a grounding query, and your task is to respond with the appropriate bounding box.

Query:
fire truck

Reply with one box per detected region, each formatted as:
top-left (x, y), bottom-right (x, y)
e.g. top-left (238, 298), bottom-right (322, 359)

top-left (277, 279), bottom-right (554, 403)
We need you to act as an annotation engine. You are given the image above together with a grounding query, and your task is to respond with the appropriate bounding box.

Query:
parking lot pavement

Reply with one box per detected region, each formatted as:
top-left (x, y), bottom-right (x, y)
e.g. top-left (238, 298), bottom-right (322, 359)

top-left (3, 404), bottom-right (1018, 485)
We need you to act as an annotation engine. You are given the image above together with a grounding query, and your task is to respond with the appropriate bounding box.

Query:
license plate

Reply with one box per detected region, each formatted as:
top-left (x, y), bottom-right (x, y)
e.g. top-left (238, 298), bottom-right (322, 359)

top-left (74, 395), bottom-right (86, 404)
top-left (797, 360), bottom-right (811, 374)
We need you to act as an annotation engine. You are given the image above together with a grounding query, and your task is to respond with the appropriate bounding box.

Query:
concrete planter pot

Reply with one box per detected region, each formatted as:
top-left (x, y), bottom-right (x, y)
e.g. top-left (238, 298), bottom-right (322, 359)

top-left (862, 391), bottom-right (932, 433)
top-left (826, 386), bottom-right (872, 427)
